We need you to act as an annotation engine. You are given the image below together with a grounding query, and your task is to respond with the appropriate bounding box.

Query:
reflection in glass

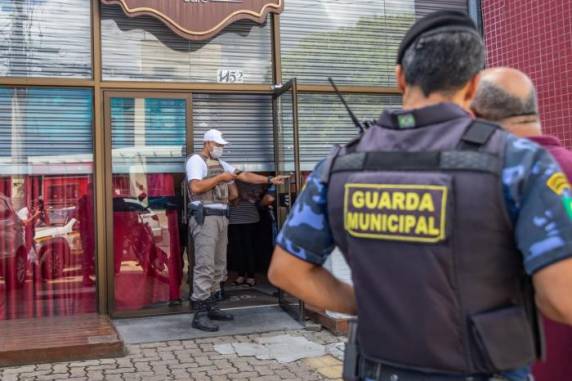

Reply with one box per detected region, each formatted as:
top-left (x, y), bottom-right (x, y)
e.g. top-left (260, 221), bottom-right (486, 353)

top-left (275, 90), bottom-right (295, 173)
top-left (281, 0), bottom-right (467, 86)
top-left (0, 0), bottom-right (92, 78)
top-left (192, 94), bottom-right (274, 172)
top-left (101, 5), bottom-right (272, 84)
top-left (0, 87), bottom-right (95, 320)
top-left (110, 97), bottom-right (186, 312)
top-left (297, 93), bottom-right (402, 170)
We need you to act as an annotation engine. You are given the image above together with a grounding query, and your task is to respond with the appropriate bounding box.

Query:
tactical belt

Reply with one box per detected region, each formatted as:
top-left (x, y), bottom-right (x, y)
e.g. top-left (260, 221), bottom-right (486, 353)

top-left (189, 207), bottom-right (230, 218)
top-left (203, 208), bottom-right (230, 218)
top-left (360, 359), bottom-right (498, 381)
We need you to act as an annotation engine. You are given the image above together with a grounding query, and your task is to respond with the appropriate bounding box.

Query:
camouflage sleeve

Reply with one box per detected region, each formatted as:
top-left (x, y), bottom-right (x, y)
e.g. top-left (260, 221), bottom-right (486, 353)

top-left (276, 160), bottom-right (335, 266)
top-left (503, 135), bottom-right (572, 274)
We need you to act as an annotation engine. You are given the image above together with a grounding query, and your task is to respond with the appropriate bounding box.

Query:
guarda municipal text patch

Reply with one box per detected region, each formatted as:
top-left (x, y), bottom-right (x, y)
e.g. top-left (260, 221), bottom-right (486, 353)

top-left (344, 183), bottom-right (448, 243)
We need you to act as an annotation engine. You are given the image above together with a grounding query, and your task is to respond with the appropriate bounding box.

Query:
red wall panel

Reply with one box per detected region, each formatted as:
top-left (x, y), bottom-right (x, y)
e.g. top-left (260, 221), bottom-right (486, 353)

top-left (482, 0), bottom-right (572, 147)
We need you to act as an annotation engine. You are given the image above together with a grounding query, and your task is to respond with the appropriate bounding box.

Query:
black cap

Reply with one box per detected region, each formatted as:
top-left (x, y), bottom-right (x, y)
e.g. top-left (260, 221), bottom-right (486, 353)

top-left (397, 10), bottom-right (479, 64)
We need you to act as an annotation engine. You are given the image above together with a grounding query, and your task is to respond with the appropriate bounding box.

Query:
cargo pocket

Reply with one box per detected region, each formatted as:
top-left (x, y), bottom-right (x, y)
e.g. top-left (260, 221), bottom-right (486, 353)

top-left (470, 306), bottom-right (536, 371)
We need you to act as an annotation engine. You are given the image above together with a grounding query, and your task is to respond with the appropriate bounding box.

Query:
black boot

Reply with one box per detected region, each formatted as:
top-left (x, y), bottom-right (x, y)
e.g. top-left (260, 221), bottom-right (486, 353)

top-left (207, 296), bottom-right (234, 321)
top-left (214, 282), bottom-right (226, 301)
top-left (191, 300), bottom-right (219, 332)
top-left (213, 290), bottom-right (225, 302)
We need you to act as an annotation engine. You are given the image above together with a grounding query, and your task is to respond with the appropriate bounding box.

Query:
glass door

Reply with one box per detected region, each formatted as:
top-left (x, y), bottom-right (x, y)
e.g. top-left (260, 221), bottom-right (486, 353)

top-left (272, 79), bottom-right (305, 322)
top-left (104, 92), bottom-right (191, 317)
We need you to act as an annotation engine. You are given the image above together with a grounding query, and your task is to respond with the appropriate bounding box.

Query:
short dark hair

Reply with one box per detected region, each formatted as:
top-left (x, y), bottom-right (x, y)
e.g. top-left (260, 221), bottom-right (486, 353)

top-left (402, 30), bottom-right (485, 97)
top-left (472, 81), bottom-right (538, 121)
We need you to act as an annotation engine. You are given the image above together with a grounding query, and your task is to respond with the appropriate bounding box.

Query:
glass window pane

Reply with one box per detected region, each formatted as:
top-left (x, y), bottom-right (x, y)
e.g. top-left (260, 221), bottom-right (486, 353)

top-left (0, 0), bottom-right (92, 79)
top-left (110, 96), bottom-right (186, 312)
top-left (192, 94), bottom-right (274, 172)
top-left (281, 0), bottom-right (468, 86)
top-left (274, 90), bottom-right (296, 173)
top-left (101, 6), bottom-right (272, 84)
top-left (298, 93), bottom-right (402, 170)
top-left (111, 98), bottom-right (186, 174)
top-left (0, 87), bottom-right (95, 320)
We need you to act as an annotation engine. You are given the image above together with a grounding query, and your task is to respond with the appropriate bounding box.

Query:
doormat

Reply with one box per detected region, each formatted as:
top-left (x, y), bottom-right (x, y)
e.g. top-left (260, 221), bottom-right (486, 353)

top-left (219, 287), bottom-right (278, 309)
top-left (114, 306), bottom-right (303, 344)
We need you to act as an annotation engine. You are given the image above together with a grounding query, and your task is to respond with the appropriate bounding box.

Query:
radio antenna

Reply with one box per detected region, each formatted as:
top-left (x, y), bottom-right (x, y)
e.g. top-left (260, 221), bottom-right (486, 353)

top-left (328, 77), bottom-right (365, 133)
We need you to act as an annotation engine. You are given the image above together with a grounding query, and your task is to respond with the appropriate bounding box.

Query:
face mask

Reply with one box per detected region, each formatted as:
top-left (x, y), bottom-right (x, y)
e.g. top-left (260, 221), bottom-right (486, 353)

top-left (210, 146), bottom-right (224, 159)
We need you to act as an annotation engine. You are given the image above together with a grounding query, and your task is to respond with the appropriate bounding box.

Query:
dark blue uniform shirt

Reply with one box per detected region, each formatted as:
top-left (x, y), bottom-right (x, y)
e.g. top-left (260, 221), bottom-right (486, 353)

top-left (277, 109), bottom-right (572, 381)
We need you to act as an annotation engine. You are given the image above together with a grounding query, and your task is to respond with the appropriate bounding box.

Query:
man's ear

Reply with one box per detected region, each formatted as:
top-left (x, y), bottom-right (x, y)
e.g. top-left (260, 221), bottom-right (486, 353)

top-left (396, 65), bottom-right (407, 94)
top-left (465, 73), bottom-right (481, 103)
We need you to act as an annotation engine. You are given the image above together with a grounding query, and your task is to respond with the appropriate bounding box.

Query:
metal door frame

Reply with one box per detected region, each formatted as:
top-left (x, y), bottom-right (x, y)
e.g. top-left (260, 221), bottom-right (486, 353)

top-left (103, 90), bottom-right (193, 318)
top-left (272, 79), bottom-right (305, 322)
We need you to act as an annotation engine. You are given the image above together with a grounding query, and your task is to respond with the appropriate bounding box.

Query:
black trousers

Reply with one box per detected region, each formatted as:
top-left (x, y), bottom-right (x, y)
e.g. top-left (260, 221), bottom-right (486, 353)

top-left (229, 223), bottom-right (257, 277)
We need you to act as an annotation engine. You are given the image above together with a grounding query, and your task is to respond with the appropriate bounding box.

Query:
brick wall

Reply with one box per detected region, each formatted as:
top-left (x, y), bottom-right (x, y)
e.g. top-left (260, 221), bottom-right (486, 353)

top-left (482, 0), bottom-right (572, 147)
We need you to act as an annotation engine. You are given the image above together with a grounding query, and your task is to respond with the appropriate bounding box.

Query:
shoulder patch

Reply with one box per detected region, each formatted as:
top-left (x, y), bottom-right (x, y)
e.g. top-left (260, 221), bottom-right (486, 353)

top-left (397, 114), bottom-right (416, 129)
top-left (547, 172), bottom-right (571, 196)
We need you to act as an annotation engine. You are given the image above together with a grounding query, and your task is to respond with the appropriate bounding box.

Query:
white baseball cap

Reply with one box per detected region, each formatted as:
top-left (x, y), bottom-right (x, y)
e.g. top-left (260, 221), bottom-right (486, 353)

top-left (203, 129), bottom-right (229, 145)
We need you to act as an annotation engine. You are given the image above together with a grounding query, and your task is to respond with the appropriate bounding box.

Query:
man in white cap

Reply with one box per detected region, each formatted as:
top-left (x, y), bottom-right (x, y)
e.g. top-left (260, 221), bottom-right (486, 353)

top-left (186, 129), bottom-right (288, 331)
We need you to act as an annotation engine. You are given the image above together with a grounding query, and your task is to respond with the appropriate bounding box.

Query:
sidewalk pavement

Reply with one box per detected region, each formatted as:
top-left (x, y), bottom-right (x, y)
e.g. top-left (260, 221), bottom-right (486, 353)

top-left (0, 329), bottom-right (345, 381)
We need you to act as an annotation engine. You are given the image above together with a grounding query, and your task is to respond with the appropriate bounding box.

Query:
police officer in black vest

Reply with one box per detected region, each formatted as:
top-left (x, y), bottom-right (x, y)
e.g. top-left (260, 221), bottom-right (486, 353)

top-left (268, 10), bottom-right (572, 381)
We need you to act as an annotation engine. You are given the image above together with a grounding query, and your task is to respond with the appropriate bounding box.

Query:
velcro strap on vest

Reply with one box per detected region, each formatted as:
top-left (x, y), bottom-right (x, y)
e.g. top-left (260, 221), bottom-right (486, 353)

top-left (331, 151), bottom-right (501, 175)
top-left (458, 120), bottom-right (499, 151)
top-left (321, 145), bottom-right (342, 184)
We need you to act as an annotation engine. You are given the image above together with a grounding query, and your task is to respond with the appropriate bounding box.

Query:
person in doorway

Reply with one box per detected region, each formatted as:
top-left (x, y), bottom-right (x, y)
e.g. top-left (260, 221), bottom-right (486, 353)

top-left (186, 129), bottom-right (288, 332)
top-left (472, 67), bottom-right (572, 381)
top-left (268, 10), bottom-right (572, 381)
top-left (256, 185), bottom-right (278, 273)
top-left (258, 185), bottom-right (277, 245)
top-left (229, 181), bottom-right (263, 287)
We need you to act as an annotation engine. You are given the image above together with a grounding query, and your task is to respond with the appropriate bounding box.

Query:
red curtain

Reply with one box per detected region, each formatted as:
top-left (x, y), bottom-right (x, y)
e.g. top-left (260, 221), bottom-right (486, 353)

top-left (113, 173), bottom-right (182, 311)
top-left (2, 172), bottom-right (184, 317)
top-left (1, 175), bottom-right (96, 320)
top-left (0, 178), bottom-right (11, 197)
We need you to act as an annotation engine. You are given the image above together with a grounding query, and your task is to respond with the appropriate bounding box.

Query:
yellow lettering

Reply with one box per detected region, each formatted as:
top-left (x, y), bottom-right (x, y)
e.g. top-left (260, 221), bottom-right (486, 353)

top-left (352, 191), bottom-right (365, 208)
top-left (378, 192), bottom-right (392, 209)
top-left (370, 213), bottom-right (382, 231)
top-left (415, 216), bottom-right (428, 235)
top-left (405, 193), bottom-right (420, 211)
top-left (345, 184), bottom-right (447, 242)
top-left (365, 191), bottom-right (379, 209)
top-left (428, 217), bottom-right (440, 236)
top-left (405, 215), bottom-right (417, 233)
top-left (398, 214), bottom-right (406, 232)
top-left (387, 215), bottom-right (399, 233)
top-left (393, 192), bottom-right (405, 210)
top-left (346, 212), bottom-right (359, 230)
top-left (419, 193), bottom-right (435, 212)
top-left (381, 213), bottom-right (388, 231)
top-left (359, 213), bottom-right (370, 231)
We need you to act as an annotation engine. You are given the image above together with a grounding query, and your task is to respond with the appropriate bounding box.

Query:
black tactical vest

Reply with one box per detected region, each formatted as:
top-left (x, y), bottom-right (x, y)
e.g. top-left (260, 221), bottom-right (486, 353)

top-left (325, 107), bottom-right (543, 375)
